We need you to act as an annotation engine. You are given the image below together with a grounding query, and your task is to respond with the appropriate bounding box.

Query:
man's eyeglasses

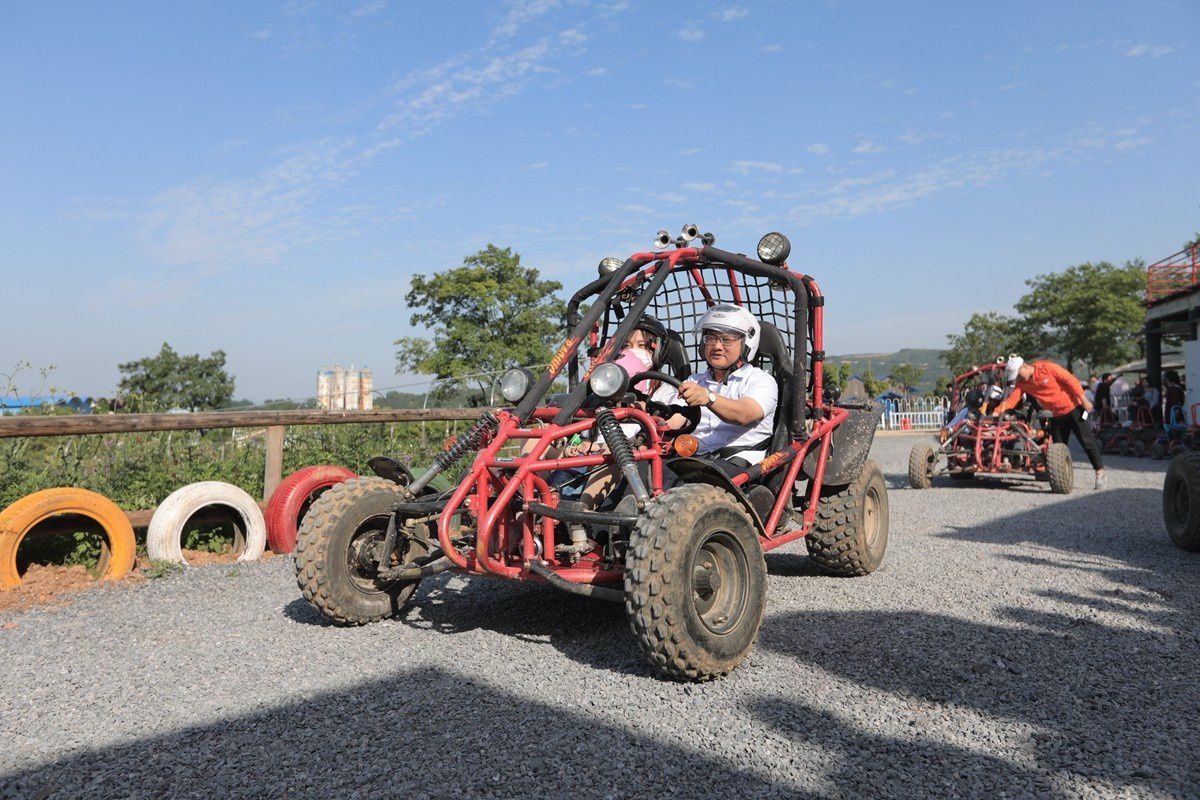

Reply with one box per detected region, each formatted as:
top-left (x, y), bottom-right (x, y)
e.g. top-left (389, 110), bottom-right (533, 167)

top-left (702, 332), bottom-right (743, 346)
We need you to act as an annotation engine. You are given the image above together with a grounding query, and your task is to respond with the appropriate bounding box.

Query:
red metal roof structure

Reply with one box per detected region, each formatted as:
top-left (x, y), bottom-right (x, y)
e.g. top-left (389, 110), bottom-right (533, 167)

top-left (1146, 244), bottom-right (1200, 305)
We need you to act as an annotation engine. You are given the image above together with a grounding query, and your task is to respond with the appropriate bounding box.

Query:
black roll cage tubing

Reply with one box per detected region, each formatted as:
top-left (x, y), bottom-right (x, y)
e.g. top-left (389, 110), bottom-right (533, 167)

top-left (554, 246), bottom-right (815, 438)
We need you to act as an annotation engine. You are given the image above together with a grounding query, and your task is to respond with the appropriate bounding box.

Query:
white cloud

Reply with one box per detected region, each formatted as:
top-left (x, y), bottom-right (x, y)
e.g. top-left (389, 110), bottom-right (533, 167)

top-left (491, 0), bottom-right (560, 40)
top-left (248, 28), bottom-right (272, 40)
top-left (715, 6), bottom-right (749, 21)
top-left (678, 26), bottom-right (704, 42)
top-left (1122, 42), bottom-right (1173, 58)
top-left (939, 110), bottom-right (956, 119)
top-left (663, 77), bottom-right (696, 90)
top-left (852, 140), bottom-right (883, 154)
top-left (678, 147), bottom-right (702, 156)
top-left (805, 143), bottom-right (830, 155)
top-left (622, 204), bottom-right (655, 214)
top-left (657, 192), bottom-right (687, 203)
top-left (999, 82), bottom-right (1020, 91)
top-left (586, 66), bottom-right (608, 76)
top-left (349, 0), bottom-right (386, 19)
top-left (683, 181), bottom-right (716, 192)
top-left (729, 160), bottom-right (784, 174)
top-left (527, 161), bottom-right (549, 169)
top-left (1113, 136), bottom-right (1153, 151)
top-left (759, 43), bottom-right (782, 53)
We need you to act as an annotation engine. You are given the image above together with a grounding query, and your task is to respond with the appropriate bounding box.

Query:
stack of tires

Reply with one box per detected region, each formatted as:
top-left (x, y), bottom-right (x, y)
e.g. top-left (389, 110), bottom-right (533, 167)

top-left (0, 465), bottom-right (356, 588)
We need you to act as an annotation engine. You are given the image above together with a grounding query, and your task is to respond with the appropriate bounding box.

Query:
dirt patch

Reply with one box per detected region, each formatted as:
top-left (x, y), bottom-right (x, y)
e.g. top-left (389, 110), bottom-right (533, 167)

top-left (0, 550), bottom-right (279, 615)
top-left (0, 563), bottom-right (141, 615)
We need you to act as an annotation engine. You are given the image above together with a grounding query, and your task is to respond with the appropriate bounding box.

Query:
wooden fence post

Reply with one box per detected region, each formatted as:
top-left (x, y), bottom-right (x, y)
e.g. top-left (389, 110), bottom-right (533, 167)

top-left (264, 425), bottom-right (285, 500)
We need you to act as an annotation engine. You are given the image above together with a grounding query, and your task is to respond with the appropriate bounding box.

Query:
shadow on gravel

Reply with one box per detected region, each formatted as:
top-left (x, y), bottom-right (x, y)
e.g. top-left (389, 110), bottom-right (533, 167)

top-left (751, 485), bottom-right (1200, 795)
top-left (0, 667), bottom-right (809, 800)
top-left (756, 605), bottom-right (1200, 797)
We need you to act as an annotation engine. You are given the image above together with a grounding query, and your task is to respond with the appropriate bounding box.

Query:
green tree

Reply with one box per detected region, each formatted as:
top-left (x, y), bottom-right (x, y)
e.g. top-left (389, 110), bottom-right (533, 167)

top-left (1015, 260), bottom-right (1144, 374)
top-left (944, 312), bottom-right (1038, 376)
top-left (860, 367), bottom-right (884, 397)
top-left (933, 374), bottom-right (952, 397)
top-left (889, 363), bottom-right (923, 395)
top-left (395, 245), bottom-right (566, 405)
top-left (117, 343), bottom-right (235, 411)
top-left (823, 361), bottom-right (843, 392)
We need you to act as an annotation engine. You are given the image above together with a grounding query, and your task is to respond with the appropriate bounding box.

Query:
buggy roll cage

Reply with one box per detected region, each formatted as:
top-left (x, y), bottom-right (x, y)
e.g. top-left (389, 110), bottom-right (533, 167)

top-left (393, 245), bottom-right (866, 589)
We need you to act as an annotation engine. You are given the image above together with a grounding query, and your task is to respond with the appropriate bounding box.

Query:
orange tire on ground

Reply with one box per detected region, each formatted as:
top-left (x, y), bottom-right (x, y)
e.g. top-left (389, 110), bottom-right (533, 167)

top-left (0, 488), bottom-right (136, 588)
top-left (265, 465), bottom-right (357, 553)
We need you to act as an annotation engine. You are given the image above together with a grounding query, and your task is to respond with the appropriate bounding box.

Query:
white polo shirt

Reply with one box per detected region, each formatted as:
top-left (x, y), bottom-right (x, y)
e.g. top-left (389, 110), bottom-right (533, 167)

top-left (659, 363), bottom-right (778, 464)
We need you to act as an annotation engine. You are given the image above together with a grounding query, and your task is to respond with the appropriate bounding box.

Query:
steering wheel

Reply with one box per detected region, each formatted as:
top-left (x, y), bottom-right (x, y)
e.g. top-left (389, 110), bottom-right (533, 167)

top-left (628, 370), bottom-right (682, 390)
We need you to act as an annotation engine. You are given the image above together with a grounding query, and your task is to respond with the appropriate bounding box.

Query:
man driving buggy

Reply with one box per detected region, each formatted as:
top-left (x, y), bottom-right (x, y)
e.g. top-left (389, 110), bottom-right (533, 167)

top-left (567, 304), bottom-right (778, 510)
top-left (652, 303), bottom-right (778, 467)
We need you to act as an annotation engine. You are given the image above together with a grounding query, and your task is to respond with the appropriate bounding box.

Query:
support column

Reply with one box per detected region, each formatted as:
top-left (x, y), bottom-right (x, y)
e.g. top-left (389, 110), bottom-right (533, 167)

top-left (1146, 326), bottom-right (1162, 392)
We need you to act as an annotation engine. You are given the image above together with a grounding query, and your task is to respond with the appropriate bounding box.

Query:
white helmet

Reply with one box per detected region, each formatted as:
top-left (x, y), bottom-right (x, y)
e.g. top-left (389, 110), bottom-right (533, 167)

top-left (694, 303), bottom-right (761, 361)
top-left (1005, 355), bottom-right (1024, 385)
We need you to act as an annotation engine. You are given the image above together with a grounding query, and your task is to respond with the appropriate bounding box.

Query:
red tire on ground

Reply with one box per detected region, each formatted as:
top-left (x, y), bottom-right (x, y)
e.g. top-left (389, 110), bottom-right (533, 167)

top-left (266, 466), bottom-right (357, 553)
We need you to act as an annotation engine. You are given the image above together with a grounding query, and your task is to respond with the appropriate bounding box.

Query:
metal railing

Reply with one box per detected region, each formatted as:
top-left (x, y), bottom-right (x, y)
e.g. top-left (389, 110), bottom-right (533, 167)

top-left (876, 396), bottom-right (950, 431)
top-left (1146, 244), bottom-right (1200, 304)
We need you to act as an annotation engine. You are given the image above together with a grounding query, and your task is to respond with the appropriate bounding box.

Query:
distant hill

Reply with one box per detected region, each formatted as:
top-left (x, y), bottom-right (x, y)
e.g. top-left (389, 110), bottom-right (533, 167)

top-left (828, 348), bottom-right (950, 393)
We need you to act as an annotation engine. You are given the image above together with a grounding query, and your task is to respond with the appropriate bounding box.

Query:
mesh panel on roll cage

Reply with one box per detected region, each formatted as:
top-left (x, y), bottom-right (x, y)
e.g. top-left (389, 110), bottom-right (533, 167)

top-left (595, 264), bottom-right (799, 375)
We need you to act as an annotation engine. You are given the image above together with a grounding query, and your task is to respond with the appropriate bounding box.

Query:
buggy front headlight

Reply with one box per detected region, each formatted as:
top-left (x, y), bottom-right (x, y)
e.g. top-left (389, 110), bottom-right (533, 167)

top-left (500, 368), bottom-right (534, 403)
top-left (588, 362), bottom-right (629, 401)
top-left (757, 231), bottom-right (791, 265)
top-left (598, 257), bottom-right (623, 276)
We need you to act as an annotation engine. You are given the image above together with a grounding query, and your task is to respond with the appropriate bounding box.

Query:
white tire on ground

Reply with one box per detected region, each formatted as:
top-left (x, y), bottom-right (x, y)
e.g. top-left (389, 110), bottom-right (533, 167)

top-left (146, 481), bottom-right (267, 564)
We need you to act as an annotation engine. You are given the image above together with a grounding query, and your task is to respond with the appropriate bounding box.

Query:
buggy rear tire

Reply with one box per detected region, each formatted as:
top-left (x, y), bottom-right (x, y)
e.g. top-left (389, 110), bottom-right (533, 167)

top-left (806, 459), bottom-right (888, 576)
top-left (293, 477), bottom-right (428, 625)
top-left (1163, 452), bottom-right (1200, 552)
top-left (624, 484), bottom-right (766, 682)
top-left (1046, 443), bottom-right (1073, 494)
top-left (907, 443), bottom-right (935, 489)
top-left (266, 465), bottom-right (357, 554)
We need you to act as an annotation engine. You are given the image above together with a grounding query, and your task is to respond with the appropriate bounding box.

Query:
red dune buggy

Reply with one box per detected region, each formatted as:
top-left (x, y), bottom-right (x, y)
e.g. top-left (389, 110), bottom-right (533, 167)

top-left (908, 363), bottom-right (1073, 493)
top-left (295, 228), bottom-right (887, 681)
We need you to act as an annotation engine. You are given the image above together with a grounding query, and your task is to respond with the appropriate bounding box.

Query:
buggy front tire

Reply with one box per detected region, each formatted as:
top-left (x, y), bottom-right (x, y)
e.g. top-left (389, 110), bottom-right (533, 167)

top-left (1163, 452), bottom-right (1200, 552)
top-left (907, 443), bottom-right (936, 489)
top-left (807, 459), bottom-right (888, 576)
top-left (625, 484), bottom-right (766, 682)
top-left (1046, 443), bottom-right (1073, 494)
top-left (293, 477), bottom-right (428, 625)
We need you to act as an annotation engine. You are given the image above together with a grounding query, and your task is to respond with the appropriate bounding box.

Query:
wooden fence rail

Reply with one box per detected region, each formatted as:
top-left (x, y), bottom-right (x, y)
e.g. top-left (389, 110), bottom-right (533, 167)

top-left (0, 407), bottom-right (491, 507)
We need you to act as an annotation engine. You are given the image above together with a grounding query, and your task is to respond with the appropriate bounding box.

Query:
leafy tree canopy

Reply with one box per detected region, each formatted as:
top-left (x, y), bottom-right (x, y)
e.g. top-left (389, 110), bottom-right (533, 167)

top-left (117, 343), bottom-right (235, 412)
top-left (1015, 260), bottom-right (1144, 374)
top-left (860, 368), bottom-right (885, 397)
top-left (889, 363), bottom-right (923, 394)
top-left (395, 245), bottom-right (566, 405)
top-left (944, 312), bottom-right (1039, 376)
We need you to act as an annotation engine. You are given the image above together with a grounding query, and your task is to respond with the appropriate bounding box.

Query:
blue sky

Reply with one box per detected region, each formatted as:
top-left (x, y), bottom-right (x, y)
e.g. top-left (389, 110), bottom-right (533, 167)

top-left (2, 0), bottom-right (1197, 401)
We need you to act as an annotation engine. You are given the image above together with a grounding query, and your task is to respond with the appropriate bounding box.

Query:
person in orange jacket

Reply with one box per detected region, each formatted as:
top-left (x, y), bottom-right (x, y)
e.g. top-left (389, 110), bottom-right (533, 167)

top-left (993, 355), bottom-right (1107, 490)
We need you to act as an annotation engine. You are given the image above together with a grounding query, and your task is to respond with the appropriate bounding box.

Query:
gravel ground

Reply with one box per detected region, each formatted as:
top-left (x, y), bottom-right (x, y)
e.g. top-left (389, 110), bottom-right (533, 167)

top-left (2, 436), bottom-right (1198, 799)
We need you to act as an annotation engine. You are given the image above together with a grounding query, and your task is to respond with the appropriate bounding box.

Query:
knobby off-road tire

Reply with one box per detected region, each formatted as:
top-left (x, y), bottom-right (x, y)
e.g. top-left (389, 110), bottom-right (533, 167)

top-left (807, 459), bottom-right (888, 576)
top-left (908, 442), bottom-right (936, 489)
top-left (294, 476), bottom-right (429, 626)
top-left (624, 484), bottom-right (766, 682)
top-left (1046, 443), bottom-right (1074, 494)
top-left (1163, 451), bottom-right (1200, 552)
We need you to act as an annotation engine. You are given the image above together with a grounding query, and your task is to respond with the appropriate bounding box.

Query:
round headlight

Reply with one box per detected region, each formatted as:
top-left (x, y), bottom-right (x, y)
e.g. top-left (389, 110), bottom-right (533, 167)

top-left (500, 367), bottom-right (533, 403)
top-left (598, 257), bottom-right (623, 276)
top-left (588, 362), bottom-right (629, 400)
top-left (652, 230), bottom-right (671, 249)
top-left (756, 232), bottom-right (791, 265)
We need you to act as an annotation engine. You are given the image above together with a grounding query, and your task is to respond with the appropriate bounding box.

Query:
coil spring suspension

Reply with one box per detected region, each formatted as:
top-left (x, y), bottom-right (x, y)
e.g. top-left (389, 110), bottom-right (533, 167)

top-left (594, 407), bottom-right (649, 508)
top-left (435, 411), bottom-right (499, 472)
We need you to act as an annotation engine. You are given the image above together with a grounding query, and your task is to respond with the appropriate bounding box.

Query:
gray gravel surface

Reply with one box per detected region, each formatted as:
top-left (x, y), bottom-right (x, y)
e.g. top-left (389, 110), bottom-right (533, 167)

top-left (2, 436), bottom-right (1198, 799)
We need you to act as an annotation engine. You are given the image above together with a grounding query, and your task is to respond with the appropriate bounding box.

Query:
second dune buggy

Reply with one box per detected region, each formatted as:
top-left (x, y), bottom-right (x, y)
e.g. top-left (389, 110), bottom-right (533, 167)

top-left (908, 362), bottom-right (1073, 493)
top-left (294, 227), bottom-right (888, 681)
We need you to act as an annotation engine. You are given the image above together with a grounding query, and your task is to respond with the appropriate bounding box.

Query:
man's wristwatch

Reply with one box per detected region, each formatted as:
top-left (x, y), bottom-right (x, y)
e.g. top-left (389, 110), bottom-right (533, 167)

top-left (705, 390), bottom-right (718, 407)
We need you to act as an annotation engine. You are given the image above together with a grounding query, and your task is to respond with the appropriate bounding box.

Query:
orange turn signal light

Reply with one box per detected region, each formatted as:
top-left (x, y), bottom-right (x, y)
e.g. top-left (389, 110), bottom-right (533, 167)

top-left (442, 434), bottom-right (458, 452)
top-left (673, 434), bottom-right (700, 457)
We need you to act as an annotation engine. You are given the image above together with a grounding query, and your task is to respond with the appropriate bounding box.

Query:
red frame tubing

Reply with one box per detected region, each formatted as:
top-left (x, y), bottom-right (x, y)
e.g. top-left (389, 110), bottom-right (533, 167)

top-left (433, 247), bottom-right (842, 588)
